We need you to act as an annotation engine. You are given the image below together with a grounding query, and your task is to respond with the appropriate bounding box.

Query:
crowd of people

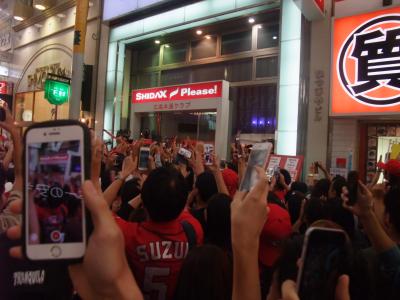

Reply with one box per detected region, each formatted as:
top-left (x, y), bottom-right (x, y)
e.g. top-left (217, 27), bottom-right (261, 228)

top-left (0, 107), bottom-right (400, 300)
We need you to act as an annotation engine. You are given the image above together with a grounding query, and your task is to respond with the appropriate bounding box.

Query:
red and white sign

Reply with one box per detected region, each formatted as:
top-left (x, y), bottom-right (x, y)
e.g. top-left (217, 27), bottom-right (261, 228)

top-left (132, 81), bottom-right (223, 104)
top-left (266, 154), bottom-right (304, 181)
top-left (0, 81), bottom-right (12, 95)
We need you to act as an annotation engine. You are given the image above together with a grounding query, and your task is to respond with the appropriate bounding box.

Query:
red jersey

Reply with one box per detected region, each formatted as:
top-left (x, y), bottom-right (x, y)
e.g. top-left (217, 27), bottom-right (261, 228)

top-left (115, 210), bottom-right (203, 300)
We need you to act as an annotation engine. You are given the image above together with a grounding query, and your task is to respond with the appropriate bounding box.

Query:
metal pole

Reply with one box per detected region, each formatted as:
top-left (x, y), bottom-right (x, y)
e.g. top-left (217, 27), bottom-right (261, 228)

top-left (69, 0), bottom-right (89, 119)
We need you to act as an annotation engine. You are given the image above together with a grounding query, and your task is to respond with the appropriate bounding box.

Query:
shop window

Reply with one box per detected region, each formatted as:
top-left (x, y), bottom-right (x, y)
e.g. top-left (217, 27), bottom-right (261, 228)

top-left (162, 42), bottom-right (187, 65)
top-left (191, 36), bottom-right (217, 60)
top-left (15, 92), bottom-right (34, 122)
top-left (135, 72), bottom-right (159, 89)
top-left (192, 63), bottom-right (225, 82)
top-left (257, 23), bottom-right (280, 49)
top-left (231, 84), bottom-right (277, 134)
top-left (225, 59), bottom-right (253, 82)
top-left (256, 56), bottom-right (278, 78)
top-left (160, 68), bottom-right (191, 86)
top-left (221, 30), bottom-right (252, 55)
top-left (137, 47), bottom-right (160, 69)
top-left (33, 91), bottom-right (55, 122)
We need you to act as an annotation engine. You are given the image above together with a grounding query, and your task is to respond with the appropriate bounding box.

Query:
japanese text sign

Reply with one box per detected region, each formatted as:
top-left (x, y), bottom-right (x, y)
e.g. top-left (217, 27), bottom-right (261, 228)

top-left (331, 6), bottom-right (400, 115)
top-left (266, 155), bottom-right (304, 182)
top-left (132, 81), bottom-right (223, 104)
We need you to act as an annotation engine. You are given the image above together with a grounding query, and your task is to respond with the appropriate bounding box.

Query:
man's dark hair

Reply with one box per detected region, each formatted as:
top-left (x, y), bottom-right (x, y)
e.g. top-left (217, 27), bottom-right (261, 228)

top-left (117, 178), bottom-right (141, 221)
top-left (311, 178), bottom-right (331, 199)
top-left (195, 172), bottom-right (218, 203)
top-left (331, 176), bottom-right (347, 199)
top-left (276, 168), bottom-right (291, 191)
top-left (384, 187), bottom-right (400, 234)
top-left (207, 193), bottom-right (232, 251)
top-left (142, 167), bottom-right (188, 222)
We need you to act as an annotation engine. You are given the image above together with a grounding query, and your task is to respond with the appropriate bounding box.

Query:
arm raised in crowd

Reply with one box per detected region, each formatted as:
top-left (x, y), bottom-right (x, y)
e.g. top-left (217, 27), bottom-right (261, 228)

top-left (208, 155), bottom-right (229, 196)
top-left (6, 181), bottom-right (143, 300)
top-left (103, 156), bottom-right (136, 207)
top-left (231, 167), bottom-right (270, 300)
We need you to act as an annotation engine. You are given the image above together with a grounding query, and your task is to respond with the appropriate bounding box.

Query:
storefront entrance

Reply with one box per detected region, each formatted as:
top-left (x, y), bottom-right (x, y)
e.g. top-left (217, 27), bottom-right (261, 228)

top-left (140, 111), bottom-right (216, 143)
top-left (130, 81), bottom-right (230, 158)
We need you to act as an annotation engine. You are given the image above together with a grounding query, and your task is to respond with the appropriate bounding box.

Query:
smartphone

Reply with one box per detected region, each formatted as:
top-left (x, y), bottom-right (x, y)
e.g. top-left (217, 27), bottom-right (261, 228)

top-left (235, 136), bottom-right (243, 156)
top-left (0, 107), bottom-right (5, 122)
top-left (239, 142), bottom-right (273, 191)
top-left (297, 227), bottom-right (348, 300)
top-left (266, 167), bottom-right (274, 182)
top-left (204, 144), bottom-right (214, 165)
top-left (23, 120), bottom-right (90, 261)
top-left (347, 171), bottom-right (359, 205)
top-left (178, 147), bottom-right (192, 160)
top-left (138, 147), bottom-right (150, 171)
top-left (154, 153), bottom-right (162, 168)
top-left (274, 166), bottom-right (281, 182)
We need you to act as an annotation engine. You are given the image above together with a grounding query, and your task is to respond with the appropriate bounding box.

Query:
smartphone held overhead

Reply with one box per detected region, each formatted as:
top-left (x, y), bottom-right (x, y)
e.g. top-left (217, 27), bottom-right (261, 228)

top-left (138, 147), bottom-right (150, 171)
top-left (239, 142), bottom-right (272, 191)
top-left (23, 120), bottom-right (90, 261)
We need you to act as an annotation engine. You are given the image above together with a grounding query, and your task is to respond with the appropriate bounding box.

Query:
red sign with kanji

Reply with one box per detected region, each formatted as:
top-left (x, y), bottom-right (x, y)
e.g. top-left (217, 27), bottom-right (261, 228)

top-left (132, 81), bottom-right (223, 104)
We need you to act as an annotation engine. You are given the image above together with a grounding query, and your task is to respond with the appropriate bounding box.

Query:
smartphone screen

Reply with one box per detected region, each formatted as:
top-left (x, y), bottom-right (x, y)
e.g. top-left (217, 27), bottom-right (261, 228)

top-left (25, 125), bottom-right (86, 260)
top-left (139, 148), bottom-right (150, 170)
top-left (297, 228), bottom-right (347, 300)
top-left (204, 144), bottom-right (213, 165)
top-left (239, 142), bottom-right (272, 191)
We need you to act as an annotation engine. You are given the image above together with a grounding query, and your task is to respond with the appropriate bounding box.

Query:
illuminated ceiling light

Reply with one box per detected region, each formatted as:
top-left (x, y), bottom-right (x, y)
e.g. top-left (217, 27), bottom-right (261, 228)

top-left (205, 35), bottom-right (211, 40)
top-left (34, 4), bottom-right (46, 10)
top-left (196, 30), bottom-right (203, 35)
top-left (273, 36), bottom-right (278, 40)
top-left (89, 1), bottom-right (94, 7)
top-left (248, 17), bottom-right (255, 23)
top-left (57, 13), bottom-right (66, 18)
top-left (257, 25), bottom-right (262, 29)
top-left (33, 0), bottom-right (56, 11)
top-left (165, 44), bottom-right (170, 48)
top-left (155, 40), bottom-right (161, 44)
top-left (13, 0), bottom-right (34, 22)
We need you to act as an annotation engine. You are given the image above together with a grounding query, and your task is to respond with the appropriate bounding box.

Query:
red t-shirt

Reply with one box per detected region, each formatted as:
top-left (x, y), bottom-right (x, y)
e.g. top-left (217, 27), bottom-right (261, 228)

top-left (115, 210), bottom-right (203, 300)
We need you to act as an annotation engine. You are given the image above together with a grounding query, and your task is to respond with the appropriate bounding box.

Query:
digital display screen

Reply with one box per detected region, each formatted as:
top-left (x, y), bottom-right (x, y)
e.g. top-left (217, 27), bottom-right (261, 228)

top-left (27, 140), bottom-right (83, 245)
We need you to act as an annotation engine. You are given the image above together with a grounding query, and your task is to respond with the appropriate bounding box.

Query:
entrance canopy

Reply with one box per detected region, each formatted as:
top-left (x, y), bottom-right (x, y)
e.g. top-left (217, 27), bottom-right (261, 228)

top-left (130, 80), bottom-right (230, 159)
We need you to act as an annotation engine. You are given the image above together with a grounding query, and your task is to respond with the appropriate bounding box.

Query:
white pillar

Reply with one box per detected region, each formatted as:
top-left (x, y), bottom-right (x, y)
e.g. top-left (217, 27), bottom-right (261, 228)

top-left (276, 0), bottom-right (302, 155)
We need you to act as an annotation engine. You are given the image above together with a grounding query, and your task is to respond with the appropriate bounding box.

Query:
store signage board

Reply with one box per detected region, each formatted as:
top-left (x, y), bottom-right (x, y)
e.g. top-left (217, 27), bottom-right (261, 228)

top-left (266, 154), bottom-right (304, 182)
top-left (331, 6), bottom-right (400, 116)
top-left (132, 81), bottom-right (223, 104)
top-left (44, 74), bottom-right (70, 105)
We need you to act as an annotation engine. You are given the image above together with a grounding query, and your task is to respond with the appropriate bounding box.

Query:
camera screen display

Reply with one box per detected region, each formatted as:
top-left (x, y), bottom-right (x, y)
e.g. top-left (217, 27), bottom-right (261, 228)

top-left (27, 140), bottom-right (83, 245)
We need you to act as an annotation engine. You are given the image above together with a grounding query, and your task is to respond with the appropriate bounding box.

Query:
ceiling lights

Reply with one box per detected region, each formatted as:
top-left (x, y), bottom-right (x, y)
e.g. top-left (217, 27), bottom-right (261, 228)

top-left (13, 0), bottom-right (34, 22)
top-left (155, 40), bottom-right (161, 44)
top-left (248, 17), bottom-right (255, 23)
top-left (33, 0), bottom-right (56, 11)
top-left (205, 35), bottom-right (211, 40)
top-left (196, 29), bottom-right (203, 35)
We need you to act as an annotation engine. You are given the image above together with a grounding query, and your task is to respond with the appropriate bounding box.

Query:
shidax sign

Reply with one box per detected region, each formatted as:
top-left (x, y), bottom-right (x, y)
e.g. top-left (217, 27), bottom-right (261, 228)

top-left (337, 13), bottom-right (400, 107)
top-left (132, 81), bottom-right (223, 103)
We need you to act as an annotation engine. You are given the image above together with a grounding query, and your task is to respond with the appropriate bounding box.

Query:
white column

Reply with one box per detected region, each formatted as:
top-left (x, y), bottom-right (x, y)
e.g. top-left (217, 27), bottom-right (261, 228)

top-left (215, 81), bottom-right (230, 160)
top-left (276, 0), bottom-right (302, 155)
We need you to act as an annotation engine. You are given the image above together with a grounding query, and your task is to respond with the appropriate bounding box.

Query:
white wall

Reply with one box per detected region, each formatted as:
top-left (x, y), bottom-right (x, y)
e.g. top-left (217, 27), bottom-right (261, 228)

top-left (329, 119), bottom-right (358, 170)
top-left (9, 1), bottom-right (100, 93)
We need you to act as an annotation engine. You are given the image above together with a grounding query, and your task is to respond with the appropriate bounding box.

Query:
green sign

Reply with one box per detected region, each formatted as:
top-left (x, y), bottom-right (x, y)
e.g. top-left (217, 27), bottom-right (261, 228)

top-left (44, 79), bottom-right (70, 105)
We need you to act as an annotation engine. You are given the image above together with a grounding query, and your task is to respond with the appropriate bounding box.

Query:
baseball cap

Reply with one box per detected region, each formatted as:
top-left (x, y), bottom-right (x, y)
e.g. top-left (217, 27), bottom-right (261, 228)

top-left (259, 203), bottom-right (292, 267)
top-left (221, 168), bottom-right (238, 198)
top-left (377, 159), bottom-right (400, 175)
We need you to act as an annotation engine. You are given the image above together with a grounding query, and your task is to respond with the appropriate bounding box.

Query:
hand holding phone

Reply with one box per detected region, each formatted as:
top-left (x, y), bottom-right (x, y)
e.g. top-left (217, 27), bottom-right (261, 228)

top-left (239, 142), bottom-right (273, 191)
top-left (204, 144), bottom-right (214, 165)
top-left (297, 227), bottom-right (348, 300)
top-left (138, 147), bottom-right (150, 171)
top-left (24, 120), bottom-right (90, 261)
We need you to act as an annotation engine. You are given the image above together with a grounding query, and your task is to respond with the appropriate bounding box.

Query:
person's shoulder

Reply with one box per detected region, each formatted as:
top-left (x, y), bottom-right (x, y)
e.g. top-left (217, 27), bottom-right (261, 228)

top-left (179, 210), bottom-right (204, 239)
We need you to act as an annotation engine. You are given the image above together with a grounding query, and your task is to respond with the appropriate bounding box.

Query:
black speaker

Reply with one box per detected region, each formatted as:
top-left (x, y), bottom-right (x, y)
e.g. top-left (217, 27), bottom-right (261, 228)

top-left (81, 64), bottom-right (93, 112)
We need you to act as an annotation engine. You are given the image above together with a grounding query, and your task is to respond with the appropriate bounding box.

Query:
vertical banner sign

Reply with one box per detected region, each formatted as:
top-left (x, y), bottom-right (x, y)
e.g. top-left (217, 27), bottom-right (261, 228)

top-left (69, 0), bottom-right (89, 119)
top-left (331, 6), bottom-right (400, 115)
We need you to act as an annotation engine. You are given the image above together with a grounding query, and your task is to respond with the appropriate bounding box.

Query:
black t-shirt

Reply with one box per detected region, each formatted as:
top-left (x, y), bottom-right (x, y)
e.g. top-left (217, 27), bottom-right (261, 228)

top-left (190, 207), bottom-right (207, 237)
top-left (0, 233), bottom-right (73, 300)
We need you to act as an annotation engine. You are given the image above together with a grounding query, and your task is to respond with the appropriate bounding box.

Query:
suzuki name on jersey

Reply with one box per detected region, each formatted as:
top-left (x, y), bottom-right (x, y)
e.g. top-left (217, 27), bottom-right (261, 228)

top-left (135, 85), bottom-right (218, 101)
top-left (136, 241), bottom-right (189, 262)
